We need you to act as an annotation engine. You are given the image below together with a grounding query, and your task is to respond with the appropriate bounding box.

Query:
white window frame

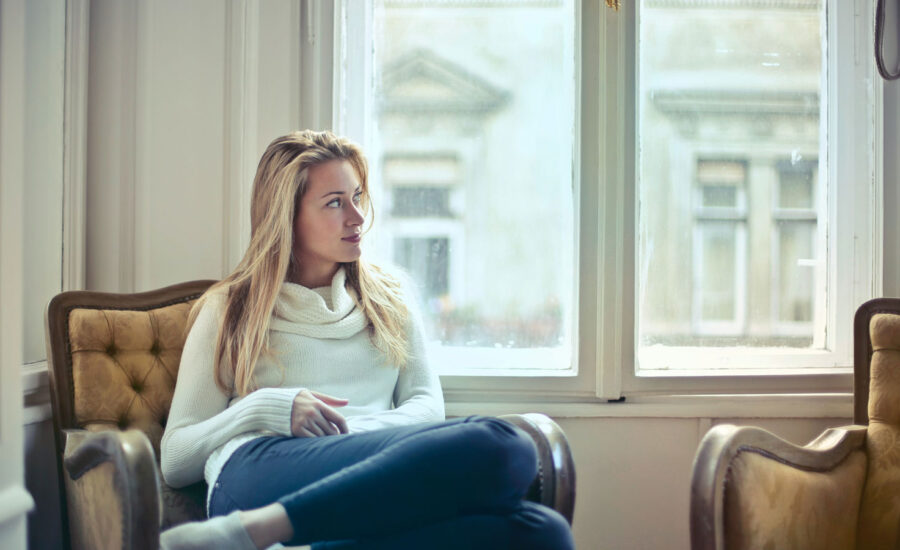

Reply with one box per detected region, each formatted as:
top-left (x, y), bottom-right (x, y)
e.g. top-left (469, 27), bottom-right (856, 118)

top-left (329, 0), bottom-right (882, 407)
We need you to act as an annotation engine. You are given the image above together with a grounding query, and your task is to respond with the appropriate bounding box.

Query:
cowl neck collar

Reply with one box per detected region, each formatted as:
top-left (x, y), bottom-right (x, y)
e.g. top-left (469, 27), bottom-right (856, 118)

top-left (269, 267), bottom-right (368, 338)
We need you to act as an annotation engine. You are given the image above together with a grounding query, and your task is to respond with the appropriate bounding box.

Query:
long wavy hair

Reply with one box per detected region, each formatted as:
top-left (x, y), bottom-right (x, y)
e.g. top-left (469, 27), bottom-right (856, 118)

top-left (187, 130), bottom-right (410, 397)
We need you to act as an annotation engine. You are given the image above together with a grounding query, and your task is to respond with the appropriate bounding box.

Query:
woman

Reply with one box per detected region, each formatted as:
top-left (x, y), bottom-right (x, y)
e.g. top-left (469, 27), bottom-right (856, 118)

top-left (160, 130), bottom-right (573, 549)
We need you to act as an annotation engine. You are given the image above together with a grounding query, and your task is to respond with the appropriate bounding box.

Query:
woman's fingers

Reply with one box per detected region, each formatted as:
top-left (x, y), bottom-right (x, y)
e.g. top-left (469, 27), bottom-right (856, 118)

top-left (296, 426), bottom-right (317, 438)
top-left (290, 390), bottom-right (350, 437)
top-left (320, 405), bottom-right (349, 434)
top-left (309, 390), bottom-right (349, 407)
top-left (313, 415), bottom-right (339, 436)
top-left (304, 421), bottom-right (326, 437)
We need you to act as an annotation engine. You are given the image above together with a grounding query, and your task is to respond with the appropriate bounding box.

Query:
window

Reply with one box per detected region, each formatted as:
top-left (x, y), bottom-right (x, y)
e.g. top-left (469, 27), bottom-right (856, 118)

top-left (692, 160), bottom-right (748, 337)
top-left (773, 159), bottom-right (818, 337)
top-left (335, 0), bottom-right (880, 400)
top-left (344, 0), bottom-right (577, 375)
top-left (634, 0), bottom-right (875, 381)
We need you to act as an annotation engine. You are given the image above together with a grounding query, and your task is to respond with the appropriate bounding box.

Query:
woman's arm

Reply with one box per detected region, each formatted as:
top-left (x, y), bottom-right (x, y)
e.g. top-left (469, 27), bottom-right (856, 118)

top-left (160, 295), bottom-right (302, 488)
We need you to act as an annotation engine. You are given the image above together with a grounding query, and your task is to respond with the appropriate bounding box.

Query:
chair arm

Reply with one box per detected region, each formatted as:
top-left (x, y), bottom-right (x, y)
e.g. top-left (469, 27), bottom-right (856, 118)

top-left (690, 424), bottom-right (868, 550)
top-left (499, 413), bottom-right (576, 525)
top-left (62, 429), bottom-right (161, 550)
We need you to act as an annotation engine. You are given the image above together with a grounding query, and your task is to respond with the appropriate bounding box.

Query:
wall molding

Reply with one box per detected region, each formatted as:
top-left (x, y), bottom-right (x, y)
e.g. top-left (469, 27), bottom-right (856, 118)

top-left (223, 0), bottom-right (260, 275)
top-left (133, 0), bottom-right (152, 291)
top-left (62, 0), bottom-right (90, 292)
top-left (300, 0), bottom-right (335, 131)
top-left (115, 0), bottom-right (139, 293)
top-left (22, 362), bottom-right (51, 426)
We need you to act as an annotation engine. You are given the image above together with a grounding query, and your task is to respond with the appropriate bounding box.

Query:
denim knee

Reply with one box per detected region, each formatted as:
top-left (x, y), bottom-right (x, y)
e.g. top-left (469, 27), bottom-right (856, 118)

top-left (508, 501), bottom-right (574, 550)
top-left (462, 417), bottom-right (539, 496)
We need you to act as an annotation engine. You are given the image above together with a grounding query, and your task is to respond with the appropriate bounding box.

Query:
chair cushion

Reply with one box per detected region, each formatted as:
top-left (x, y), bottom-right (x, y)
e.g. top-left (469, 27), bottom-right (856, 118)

top-left (68, 301), bottom-right (195, 458)
top-left (858, 313), bottom-right (900, 548)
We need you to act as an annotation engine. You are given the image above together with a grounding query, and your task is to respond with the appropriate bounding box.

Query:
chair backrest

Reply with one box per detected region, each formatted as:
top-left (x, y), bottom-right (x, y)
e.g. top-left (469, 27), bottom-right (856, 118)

top-left (853, 297), bottom-right (900, 548)
top-left (853, 297), bottom-right (900, 424)
top-left (46, 280), bottom-right (216, 533)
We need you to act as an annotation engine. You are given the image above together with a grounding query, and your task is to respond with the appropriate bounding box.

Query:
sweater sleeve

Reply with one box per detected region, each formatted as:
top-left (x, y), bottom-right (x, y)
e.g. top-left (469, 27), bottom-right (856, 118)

top-left (160, 295), bottom-right (303, 488)
top-left (346, 282), bottom-right (445, 434)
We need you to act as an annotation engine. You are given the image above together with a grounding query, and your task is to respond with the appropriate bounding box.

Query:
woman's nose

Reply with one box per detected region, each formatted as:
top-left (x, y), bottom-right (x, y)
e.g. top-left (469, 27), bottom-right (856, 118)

top-left (347, 204), bottom-right (364, 226)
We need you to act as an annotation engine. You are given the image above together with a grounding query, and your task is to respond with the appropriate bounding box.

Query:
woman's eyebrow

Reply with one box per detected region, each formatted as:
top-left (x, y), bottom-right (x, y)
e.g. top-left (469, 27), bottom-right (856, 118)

top-left (320, 190), bottom-right (346, 199)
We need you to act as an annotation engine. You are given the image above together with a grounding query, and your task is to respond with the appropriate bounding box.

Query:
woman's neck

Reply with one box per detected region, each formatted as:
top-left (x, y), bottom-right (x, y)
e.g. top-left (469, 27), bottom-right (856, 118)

top-left (287, 261), bottom-right (339, 288)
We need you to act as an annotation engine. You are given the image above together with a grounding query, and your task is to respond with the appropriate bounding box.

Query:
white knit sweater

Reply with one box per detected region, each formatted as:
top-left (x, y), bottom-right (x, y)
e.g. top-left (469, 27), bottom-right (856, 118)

top-left (159, 268), bottom-right (445, 508)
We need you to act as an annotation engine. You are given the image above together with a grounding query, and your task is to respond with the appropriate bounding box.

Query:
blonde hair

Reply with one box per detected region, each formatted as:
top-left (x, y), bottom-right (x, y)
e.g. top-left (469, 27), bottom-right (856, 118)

top-left (187, 130), bottom-right (410, 397)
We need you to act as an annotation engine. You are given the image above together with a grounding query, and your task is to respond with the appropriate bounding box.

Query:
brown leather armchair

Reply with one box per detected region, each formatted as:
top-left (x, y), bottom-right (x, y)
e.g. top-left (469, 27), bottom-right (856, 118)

top-left (46, 281), bottom-right (576, 550)
top-left (689, 298), bottom-right (900, 550)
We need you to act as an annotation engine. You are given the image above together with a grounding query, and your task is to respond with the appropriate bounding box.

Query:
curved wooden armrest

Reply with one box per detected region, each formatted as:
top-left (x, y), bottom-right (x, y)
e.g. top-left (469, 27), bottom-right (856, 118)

top-left (62, 429), bottom-right (161, 550)
top-left (690, 424), bottom-right (867, 550)
top-left (499, 413), bottom-right (576, 525)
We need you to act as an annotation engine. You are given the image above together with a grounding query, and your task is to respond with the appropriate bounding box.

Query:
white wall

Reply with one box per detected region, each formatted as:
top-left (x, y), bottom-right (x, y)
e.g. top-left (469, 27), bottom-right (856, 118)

top-left (23, 0), bottom-right (65, 364)
top-left (20, 2), bottom-right (900, 550)
top-left (3, 1), bottom-right (35, 548)
top-left (556, 416), bottom-right (846, 549)
top-left (85, 0), bottom-right (302, 293)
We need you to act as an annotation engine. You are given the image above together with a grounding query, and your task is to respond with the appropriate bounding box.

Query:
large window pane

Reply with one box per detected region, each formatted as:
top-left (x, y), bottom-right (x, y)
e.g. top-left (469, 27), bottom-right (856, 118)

top-left (369, 0), bottom-right (576, 372)
top-left (637, 0), bottom-right (825, 364)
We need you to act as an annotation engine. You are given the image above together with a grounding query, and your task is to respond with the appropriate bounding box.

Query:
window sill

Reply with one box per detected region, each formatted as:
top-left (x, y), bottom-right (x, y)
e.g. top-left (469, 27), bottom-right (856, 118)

top-left (22, 361), bottom-right (48, 394)
top-left (635, 366), bottom-right (854, 378)
top-left (22, 361), bottom-right (52, 425)
top-left (25, 358), bottom-right (852, 421)
top-left (445, 392), bottom-right (853, 419)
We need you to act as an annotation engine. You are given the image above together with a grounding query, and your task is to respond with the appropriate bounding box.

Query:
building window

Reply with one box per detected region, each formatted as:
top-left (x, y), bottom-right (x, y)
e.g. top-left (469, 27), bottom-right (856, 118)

top-left (394, 236), bottom-right (450, 300)
top-left (692, 160), bottom-right (748, 337)
top-left (392, 187), bottom-right (453, 218)
top-left (773, 159), bottom-right (818, 336)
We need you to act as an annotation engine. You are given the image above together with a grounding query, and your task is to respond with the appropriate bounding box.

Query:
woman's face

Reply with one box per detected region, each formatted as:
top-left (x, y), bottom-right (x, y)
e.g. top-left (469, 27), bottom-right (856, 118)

top-left (292, 159), bottom-right (365, 285)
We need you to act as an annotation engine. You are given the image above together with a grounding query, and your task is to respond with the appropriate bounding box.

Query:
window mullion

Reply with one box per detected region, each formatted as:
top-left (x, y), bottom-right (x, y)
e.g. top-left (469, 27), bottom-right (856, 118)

top-left (592, 0), bottom-right (630, 400)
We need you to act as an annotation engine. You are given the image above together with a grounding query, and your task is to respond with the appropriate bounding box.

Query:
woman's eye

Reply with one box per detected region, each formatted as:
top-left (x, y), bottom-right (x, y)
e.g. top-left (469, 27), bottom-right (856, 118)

top-left (352, 193), bottom-right (362, 205)
top-left (327, 198), bottom-right (341, 208)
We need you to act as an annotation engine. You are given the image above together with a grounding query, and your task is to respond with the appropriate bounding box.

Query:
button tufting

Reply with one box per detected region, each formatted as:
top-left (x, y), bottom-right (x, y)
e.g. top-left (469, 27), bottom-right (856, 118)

top-left (150, 341), bottom-right (161, 355)
top-left (117, 417), bottom-right (129, 430)
top-left (106, 343), bottom-right (117, 356)
top-left (131, 381), bottom-right (143, 393)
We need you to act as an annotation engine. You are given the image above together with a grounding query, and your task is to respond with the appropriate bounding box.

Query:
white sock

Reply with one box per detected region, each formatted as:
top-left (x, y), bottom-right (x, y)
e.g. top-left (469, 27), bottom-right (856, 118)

top-left (160, 511), bottom-right (258, 550)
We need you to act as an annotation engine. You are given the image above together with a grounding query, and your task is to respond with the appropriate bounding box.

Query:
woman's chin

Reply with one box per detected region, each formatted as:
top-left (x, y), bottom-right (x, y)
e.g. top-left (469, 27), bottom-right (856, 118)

top-left (339, 248), bottom-right (362, 263)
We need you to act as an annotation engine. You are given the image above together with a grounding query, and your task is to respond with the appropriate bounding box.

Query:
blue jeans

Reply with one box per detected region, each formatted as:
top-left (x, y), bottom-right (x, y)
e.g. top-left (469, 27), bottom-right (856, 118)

top-left (209, 416), bottom-right (573, 549)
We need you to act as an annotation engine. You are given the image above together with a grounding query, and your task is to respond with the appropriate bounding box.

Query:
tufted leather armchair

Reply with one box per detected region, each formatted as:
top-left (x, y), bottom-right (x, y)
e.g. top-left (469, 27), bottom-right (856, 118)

top-left (46, 281), bottom-right (576, 550)
top-left (690, 297), bottom-right (900, 550)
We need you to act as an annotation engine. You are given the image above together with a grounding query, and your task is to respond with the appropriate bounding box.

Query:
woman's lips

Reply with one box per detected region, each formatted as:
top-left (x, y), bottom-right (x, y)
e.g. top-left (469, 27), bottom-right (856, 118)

top-left (342, 234), bottom-right (361, 243)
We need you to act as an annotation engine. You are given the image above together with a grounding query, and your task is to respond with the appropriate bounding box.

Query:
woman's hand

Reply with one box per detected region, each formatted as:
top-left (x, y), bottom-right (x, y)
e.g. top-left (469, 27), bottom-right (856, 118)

top-left (290, 389), bottom-right (349, 437)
